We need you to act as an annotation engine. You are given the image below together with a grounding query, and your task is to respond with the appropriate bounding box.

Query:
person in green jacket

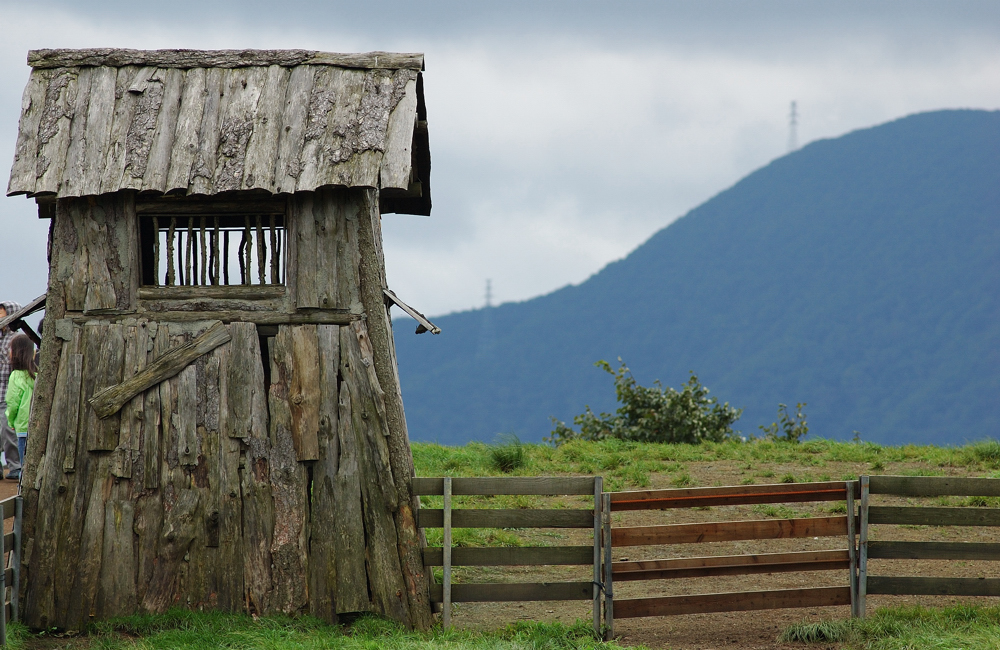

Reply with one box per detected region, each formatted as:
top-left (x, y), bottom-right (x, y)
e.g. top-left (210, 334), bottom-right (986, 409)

top-left (5, 334), bottom-right (35, 480)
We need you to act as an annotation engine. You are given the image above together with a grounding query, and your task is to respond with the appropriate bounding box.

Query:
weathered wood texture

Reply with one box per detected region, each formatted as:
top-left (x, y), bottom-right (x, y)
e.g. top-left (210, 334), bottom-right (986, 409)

top-left (417, 509), bottom-right (594, 529)
top-left (429, 582), bottom-right (593, 603)
top-left (868, 506), bottom-right (1000, 527)
top-left (413, 477), bottom-right (598, 496)
top-left (610, 482), bottom-right (856, 511)
top-left (612, 516), bottom-right (850, 547)
top-left (29, 49), bottom-right (424, 70)
top-left (49, 195), bottom-right (139, 313)
top-left (614, 587), bottom-right (852, 619)
top-left (867, 576), bottom-right (1000, 597)
top-left (611, 550), bottom-right (851, 581)
top-left (867, 541), bottom-right (1000, 560)
top-left (8, 60), bottom-right (424, 200)
top-left (422, 547), bottom-right (594, 567)
top-left (869, 475), bottom-right (1000, 497)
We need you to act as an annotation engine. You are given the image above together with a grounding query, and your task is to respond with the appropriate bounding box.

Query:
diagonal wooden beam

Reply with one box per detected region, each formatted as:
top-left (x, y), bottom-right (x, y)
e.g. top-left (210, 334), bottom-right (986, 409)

top-left (88, 321), bottom-right (231, 418)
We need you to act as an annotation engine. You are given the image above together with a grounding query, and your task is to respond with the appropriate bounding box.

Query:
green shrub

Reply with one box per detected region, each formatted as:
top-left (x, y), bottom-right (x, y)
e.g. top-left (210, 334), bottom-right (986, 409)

top-left (759, 402), bottom-right (809, 442)
top-left (547, 359), bottom-right (742, 445)
top-left (488, 434), bottom-right (526, 473)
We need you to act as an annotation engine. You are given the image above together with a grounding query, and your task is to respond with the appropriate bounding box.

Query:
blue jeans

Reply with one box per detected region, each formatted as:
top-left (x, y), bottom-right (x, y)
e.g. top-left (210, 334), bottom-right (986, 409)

top-left (17, 436), bottom-right (25, 473)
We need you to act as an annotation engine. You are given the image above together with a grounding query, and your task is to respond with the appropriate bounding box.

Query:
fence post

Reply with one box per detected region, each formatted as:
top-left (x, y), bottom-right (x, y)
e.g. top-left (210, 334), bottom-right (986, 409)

top-left (442, 477), bottom-right (453, 629)
top-left (602, 492), bottom-right (613, 640)
top-left (858, 475), bottom-right (869, 619)
top-left (592, 476), bottom-right (602, 637)
top-left (0, 501), bottom-right (6, 647)
top-left (846, 481), bottom-right (858, 617)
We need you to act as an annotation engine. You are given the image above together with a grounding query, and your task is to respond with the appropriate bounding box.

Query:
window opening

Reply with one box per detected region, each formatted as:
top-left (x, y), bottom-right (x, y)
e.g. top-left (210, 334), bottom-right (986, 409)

top-left (141, 213), bottom-right (285, 286)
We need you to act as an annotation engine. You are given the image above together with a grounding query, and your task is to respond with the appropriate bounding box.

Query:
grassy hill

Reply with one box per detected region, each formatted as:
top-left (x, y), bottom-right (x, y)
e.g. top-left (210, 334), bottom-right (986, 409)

top-left (394, 109), bottom-right (1000, 446)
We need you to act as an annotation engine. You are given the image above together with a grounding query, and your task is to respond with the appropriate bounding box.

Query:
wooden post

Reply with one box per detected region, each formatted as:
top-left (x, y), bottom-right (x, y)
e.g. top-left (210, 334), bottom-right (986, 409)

top-left (152, 216), bottom-right (160, 286)
top-left (442, 477), bottom-right (452, 629)
top-left (858, 475), bottom-right (869, 618)
top-left (846, 481), bottom-right (857, 618)
top-left (592, 476), bottom-right (602, 636)
top-left (269, 215), bottom-right (279, 284)
top-left (602, 492), bottom-right (613, 640)
top-left (0, 507), bottom-right (6, 646)
top-left (12, 496), bottom-right (22, 622)
top-left (166, 216), bottom-right (176, 286)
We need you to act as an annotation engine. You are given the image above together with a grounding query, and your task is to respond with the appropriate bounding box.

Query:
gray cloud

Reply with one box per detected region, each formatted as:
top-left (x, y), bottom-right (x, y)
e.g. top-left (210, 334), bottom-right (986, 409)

top-left (1, 0), bottom-right (998, 314)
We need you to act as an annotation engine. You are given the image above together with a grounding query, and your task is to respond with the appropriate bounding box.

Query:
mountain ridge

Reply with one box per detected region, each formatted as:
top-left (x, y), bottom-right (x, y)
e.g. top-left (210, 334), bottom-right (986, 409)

top-left (393, 109), bottom-right (1000, 446)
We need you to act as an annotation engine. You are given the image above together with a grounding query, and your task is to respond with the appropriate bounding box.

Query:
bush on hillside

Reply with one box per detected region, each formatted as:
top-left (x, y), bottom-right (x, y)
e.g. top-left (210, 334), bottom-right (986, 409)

top-left (547, 359), bottom-right (742, 445)
top-left (759, 402), bottom-right (809, 442)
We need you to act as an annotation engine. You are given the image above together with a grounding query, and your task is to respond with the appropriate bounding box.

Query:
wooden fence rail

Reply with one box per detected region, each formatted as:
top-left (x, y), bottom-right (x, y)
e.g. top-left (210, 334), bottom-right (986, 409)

top-left (604, 480), bottom-right (859, 638)
top-left (0, 495), bottom-right (23, 646)
top-left (859, 475), bottom-right (1000, 615)
top-left (414, 476), bottom-right (604, 635)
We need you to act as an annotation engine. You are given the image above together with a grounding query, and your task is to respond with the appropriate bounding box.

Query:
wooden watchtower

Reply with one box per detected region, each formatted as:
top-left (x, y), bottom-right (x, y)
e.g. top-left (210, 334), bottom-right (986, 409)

top-left (6, 48), bottom-right (434, 630)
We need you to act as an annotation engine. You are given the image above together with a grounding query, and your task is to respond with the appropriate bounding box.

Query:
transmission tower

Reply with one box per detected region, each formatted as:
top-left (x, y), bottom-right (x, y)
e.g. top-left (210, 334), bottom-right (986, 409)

top-left (788, 100), bottom-right (798, 152)
top-left (485, 279), bottom-right (493, 308)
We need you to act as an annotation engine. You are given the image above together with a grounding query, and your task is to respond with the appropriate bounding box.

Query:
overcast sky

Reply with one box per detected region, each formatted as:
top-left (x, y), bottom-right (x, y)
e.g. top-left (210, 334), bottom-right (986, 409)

top-left (1, 1), bottom-right (998, 316)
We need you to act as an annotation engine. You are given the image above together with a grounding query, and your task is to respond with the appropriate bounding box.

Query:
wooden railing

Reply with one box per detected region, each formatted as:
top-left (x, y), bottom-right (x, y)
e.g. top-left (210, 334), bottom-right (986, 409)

top-left (859, 475), bottom-right (1000, 615)
top-left (603, 481), bottom-right (860, 637)
top-left (0, 496), bottom-right (23, 646)
top-left (413, 477), bottom-right (604, 635)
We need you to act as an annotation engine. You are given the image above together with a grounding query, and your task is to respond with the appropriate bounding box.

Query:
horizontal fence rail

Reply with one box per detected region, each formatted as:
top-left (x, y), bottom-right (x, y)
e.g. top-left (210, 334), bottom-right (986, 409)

top-left (860, 475), bottom-right (1000, 616)
top-left (610, 481), bottom-right (858, 511)
top-left (417, 509), bottom-right (593, 528)
top-left (615, 586), bottom-right (852, 619)
top-left (413, 476), bottom-right (597, 496)
top-left (612, 550), bottom-right (851, 582)
top-left (422, 546), bottom-right (594, 567)
top-left (612, 516), bottom-right (851, 547)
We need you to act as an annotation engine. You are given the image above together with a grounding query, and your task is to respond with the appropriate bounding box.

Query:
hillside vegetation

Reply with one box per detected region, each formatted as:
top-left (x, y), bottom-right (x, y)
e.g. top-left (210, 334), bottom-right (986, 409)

top-left (395, 109), bottom-right (1000, 446)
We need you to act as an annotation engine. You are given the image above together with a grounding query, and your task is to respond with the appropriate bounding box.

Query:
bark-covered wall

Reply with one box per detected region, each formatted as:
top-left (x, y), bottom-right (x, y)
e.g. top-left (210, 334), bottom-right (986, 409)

top-left (20, 188), bottom-right (431, 630)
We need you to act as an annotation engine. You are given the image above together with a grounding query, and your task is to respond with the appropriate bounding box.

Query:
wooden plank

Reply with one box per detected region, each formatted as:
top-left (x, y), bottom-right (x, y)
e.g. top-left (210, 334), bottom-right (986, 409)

top-left (306, 324), bottom-right (341, 621)
top-left (610, 482), bottom-right (854, 511)
top-left (188, 66), bottom-right (225, 195)
top-left (142, 67), bottom-right (184, 192)
top-left (870, 475), bottom-right (1000, 497)
top-left (429, 582), bottom-right (593, 603)
top-left (442, 477), bottom-right (452, 628)
top-left (613, 556), bottom-right (850, 581)
top-left (868, 541), bottom-right (1000, 560)
top-left (859, 475), bottom-right (869, 618)
top-left (412, 477), bottom-right (597, 496)
top-left (29, 49), bottom-right (425, 70)
top-left (138, 285), bottom-right (286, 300)
top-left (98, 66), bottom-right (140, 194)
top-left (418, 509), bottom-right (594, 529)
top-left (7, 68), bottom-right (50, 196)
top-left (120, 68), bottom-right (166, 188)
top-left (423, 546), bottom-right (594, 567)
top-left (379, 77), bottom-right (418, 191)
top-left (615, 587), bottom-right (852, 619)
top-left (0, 497), bottom-right (16, 520)
top-left (213, 67), bottom-right (267, 193)
top-left (71, 310), bottom-right (359, 326)
top-left (59, 66), bottom-right (95, 198)
top-left (2, 531), bottom-right (12, 548)
top-left (869, 506), bottom-right (1000, 527)
top-left (273, 65), bottom-right (316, 195)
top-left (383, 290), bottom-right (440, 334)
top-left (868, 576), bottom-right (1000, 597)
top-left (164, 67), bottom-right (206, 192)
top-left (34, 69), bottom-right (79, 194)
top-left (84, 322), bottom-right (125, 451)
top-left (88, 320), bottom-right (231, 418)
top-left (331, 372), bottom-right (369, 614)
top-left (289, 325), bottom-right (320, 460)
top-left (78, 65), bottom-right (118, 196)
top-left (612, 516), bottom-right (849, 547)
top-left (613, 550), bottom-right (850, 577)
top-left (176, 365), bottom-right (198, 465)
top-left (243, 65), bottom-right (288, 192)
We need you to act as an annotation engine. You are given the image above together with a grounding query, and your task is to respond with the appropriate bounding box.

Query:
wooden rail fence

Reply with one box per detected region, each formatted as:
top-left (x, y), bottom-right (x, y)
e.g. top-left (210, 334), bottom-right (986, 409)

top-left (0, 495), bottom-right (23, 646)
top-left (603, 481), bottom-right (860, 637)
top-left (413, 477), bottom-right (604, 635)
top-left (859, 475), bottom-right (1000, 615)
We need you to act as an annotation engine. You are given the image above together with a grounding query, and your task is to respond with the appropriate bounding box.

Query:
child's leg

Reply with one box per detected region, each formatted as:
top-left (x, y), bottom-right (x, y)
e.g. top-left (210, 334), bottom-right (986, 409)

top-left (17, 436), bottom-right (26, 471)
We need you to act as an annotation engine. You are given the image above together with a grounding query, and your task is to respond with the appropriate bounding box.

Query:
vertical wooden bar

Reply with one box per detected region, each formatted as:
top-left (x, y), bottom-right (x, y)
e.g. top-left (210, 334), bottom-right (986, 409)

top-left (238, 231), bottom-right (247, 285)
top-left (276, 229), bottom-right (283, 284)
top-left (244, 216), bottom-right (253, 284)
top-left (199, 216), bottom-right (207, 285)
top-left (443, 477), bottom-right (453, 629)
top-left (256, 215), bottom-right (266, 285)
top-left (166, 216), bottom-right (176, 286)
top-left (213, 216), bottom-right (221, 285)
top-left (223, 230), bottom-right (230, 285)
top-left (593, 476), bottom-right (602, 636)
top-left (269, 214), bottom-right (279, 284)
top-left (846, 481), bottom-right (857, 618)
top-left (152, 216), bottom-right (160, 286)
top-left (188, 216), bottom-right (197, 285)
top-left (12, 496), bottom-right (22, 622)
top-left (858, 475), bottom-right (869, 619)
top-left (602, 492), bottom-right (613, 640)
top-left (185, 217), bottom-right (194, 285)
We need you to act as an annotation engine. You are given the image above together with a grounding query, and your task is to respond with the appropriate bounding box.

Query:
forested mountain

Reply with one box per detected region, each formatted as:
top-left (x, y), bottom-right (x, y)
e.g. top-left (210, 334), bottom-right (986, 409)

top-left (393, 110), bottom-right (1000, 446)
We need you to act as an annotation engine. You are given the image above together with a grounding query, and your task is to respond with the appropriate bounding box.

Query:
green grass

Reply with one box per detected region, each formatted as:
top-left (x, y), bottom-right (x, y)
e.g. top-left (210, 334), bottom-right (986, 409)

top-left (781, 604), bottom-right (1000, 649)
top-left (412, 438), bottom-right (1000, 481)
top-left (9, 610), bottom-right (633, 650)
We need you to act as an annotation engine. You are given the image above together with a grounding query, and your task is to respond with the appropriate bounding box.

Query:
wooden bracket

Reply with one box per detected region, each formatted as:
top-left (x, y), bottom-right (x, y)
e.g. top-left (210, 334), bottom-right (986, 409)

top-left (383, 289), bottom-right (440, 334)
